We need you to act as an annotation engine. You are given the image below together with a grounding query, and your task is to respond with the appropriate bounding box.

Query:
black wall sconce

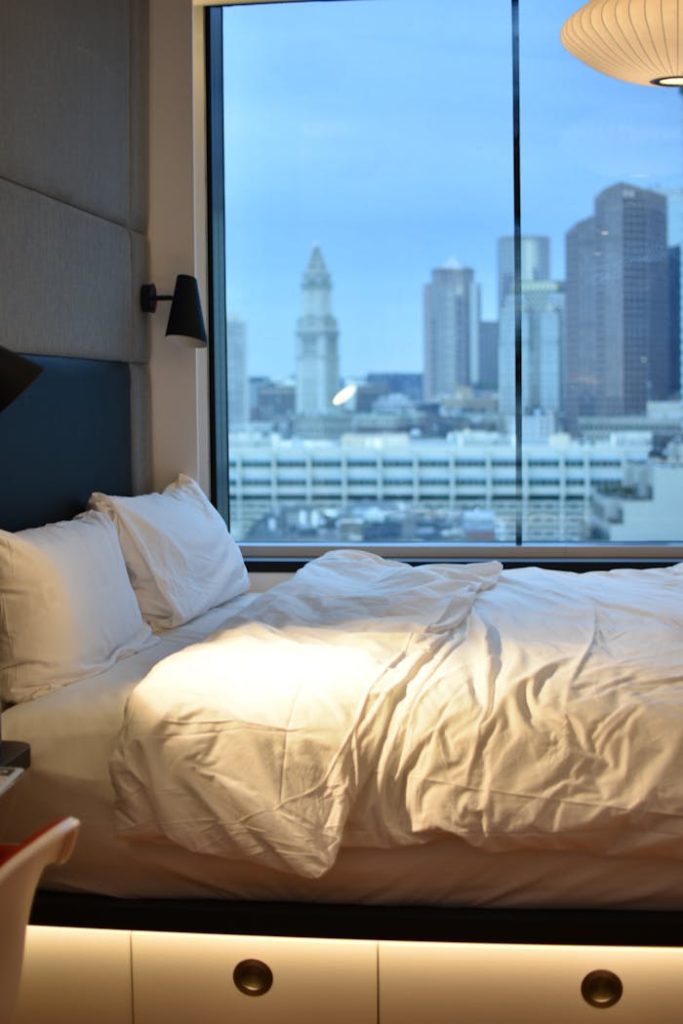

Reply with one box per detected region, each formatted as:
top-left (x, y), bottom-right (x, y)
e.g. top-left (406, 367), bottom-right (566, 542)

top-left (140, 274), bottom-right (208, 348)
top-left (0, 345), bottom-right (42, 413)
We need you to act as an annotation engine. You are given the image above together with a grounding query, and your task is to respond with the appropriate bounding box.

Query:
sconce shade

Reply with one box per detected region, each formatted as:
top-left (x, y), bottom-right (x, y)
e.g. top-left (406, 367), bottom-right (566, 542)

top-left (165, 274), bottom-right (208, 346)
top-left (140, 275), bottom-right (208, 347)
top-left (0, 346), bottom-right (42, 413)
top-left (561, 0), bottom-right (683, 86)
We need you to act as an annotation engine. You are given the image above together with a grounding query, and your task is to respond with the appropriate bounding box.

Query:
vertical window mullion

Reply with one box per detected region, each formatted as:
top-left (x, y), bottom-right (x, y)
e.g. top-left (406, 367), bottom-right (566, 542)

top-left (511, 0), bottom-right (523, 547)
top-left (206, 6), bottom-right (230, 525)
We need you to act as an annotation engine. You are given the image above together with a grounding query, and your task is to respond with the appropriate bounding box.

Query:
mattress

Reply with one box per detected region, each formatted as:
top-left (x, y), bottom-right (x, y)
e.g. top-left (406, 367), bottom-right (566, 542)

top-left (2, 573), bottom-right (683, 910)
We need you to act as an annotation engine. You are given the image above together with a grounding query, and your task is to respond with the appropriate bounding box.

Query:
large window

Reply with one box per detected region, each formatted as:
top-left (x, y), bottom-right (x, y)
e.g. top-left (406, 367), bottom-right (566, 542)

top-left (208, 0), bottom-right (683, 552)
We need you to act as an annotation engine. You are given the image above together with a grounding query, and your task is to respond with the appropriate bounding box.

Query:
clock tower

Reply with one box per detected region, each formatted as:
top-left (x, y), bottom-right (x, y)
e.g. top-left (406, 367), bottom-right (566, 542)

top-left (295, 246), bottom-right (340, 416)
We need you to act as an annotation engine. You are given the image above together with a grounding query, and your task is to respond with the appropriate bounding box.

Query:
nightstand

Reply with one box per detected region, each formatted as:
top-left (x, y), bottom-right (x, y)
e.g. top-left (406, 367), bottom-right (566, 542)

top-left (0, 742), bottom-right (31, 770)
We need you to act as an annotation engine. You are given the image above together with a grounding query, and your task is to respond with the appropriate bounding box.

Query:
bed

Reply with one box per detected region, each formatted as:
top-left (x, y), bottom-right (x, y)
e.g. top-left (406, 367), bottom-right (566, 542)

top-left (5, 550), bottom-right (683, 917)
top-left (2, 356), bottom-right (683, 951)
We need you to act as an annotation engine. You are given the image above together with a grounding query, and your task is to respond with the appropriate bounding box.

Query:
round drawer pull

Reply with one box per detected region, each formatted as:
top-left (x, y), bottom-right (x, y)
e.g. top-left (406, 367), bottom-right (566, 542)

top-left (581, 969), bottom-right (623, 1008)
top-left (233, 958), bottom-right (274, 997)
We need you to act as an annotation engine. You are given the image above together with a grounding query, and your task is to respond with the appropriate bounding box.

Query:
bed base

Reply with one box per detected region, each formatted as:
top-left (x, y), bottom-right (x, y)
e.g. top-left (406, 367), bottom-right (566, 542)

top-left (31, 892), bottom-right (683, 946)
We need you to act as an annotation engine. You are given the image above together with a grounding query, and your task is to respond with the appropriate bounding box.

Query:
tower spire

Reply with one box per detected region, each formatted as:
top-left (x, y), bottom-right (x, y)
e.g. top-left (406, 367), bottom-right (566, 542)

top-left (301, 245), bottom-right (333, 317)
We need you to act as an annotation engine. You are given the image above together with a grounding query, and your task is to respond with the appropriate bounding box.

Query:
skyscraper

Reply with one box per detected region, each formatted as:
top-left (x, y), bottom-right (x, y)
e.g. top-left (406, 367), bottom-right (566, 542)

top-left (496, 235), bottom-right (558, 423)
top-left (565, 183), bottom-right (671, 433)
top-left (227, 316), bottom-right (249, 427)
top-left (499, 280), bottom-right (564, 420)
top-left (497, 236), bottom-right (550, 310)
top-left (423, 260), bottom-right (480, 402)
top-left (665, 188), bottom-right (683, 399)
top-left (669, 244), bottom-right (681, 400)
top-left (478, 321), bottom-right (499, 390)
top-left (564, 216), bottom-right (601, 431)
top-left (295, 246), bottom-right (340, 416)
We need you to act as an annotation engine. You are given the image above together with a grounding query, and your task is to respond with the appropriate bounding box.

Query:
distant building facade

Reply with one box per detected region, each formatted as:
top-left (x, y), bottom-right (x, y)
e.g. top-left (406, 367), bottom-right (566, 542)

top-left (229, 434), bottom-right (647, 544)
top-left (499, 280), bottom-right (564, 420)
top-left (227, 316), bottom-right (249, 427)
top-left (496, 236), bottom-right (561, 421)
top-left (366, 372), bottom-right (424, 403)
top-left (665, 187), bottom-right (683, 399)
top-left (423, 261), bottom-right (480, 401)
top-left (565, 183), bottom-right (671, 433)
top-left (478, 320), bottom-right (499, 390)
top-left (497, 235), bottom-right (551, 309)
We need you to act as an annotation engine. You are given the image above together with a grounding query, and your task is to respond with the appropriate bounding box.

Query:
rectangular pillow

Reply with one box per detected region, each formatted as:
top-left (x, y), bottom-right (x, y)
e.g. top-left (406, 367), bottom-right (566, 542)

top-left (89, 475), bottom-right (249, 630)
top-left (0, 511), bottom-right (156, 704)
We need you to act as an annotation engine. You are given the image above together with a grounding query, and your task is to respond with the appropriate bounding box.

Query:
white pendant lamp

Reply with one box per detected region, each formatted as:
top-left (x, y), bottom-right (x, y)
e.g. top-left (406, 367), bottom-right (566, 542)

top-left (561, 0), bottom-right (683, 87)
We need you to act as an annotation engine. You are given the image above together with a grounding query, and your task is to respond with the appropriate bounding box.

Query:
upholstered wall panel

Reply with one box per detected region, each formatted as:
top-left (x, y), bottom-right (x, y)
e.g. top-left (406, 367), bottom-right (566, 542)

top-left (0, 0), bottom-right (131, 226)
top-left (0, 179), bottom-right (133, 361)
top-left (129, 0), bottom-right (150, 233)
top-left (0, 0), bottom-right (151, 495)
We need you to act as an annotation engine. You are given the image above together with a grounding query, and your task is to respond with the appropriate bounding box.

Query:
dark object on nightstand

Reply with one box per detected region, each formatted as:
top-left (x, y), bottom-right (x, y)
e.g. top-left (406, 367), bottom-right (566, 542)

top-left (0, 743), bottom-right (31, 770)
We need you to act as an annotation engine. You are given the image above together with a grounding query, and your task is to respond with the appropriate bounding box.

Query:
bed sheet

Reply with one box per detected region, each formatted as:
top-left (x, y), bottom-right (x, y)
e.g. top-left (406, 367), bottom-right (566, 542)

top-left (3, 569), bottom-right (683, 909)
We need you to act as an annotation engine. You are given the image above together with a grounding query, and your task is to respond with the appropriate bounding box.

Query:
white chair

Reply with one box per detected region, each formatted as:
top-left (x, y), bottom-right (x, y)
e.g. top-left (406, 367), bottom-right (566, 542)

top-left (0, 818), bottom-right (80, 1024)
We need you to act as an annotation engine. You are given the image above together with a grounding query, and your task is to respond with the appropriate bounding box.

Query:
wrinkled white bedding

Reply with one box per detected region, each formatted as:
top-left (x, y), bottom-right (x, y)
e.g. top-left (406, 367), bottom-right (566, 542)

top-left (110, 551), bottom-right (683, 878)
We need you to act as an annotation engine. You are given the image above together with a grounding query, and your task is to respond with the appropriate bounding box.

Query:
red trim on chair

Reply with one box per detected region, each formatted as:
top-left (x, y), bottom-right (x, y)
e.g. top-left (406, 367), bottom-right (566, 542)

top-left (0, 820), bottom-right (65, 866)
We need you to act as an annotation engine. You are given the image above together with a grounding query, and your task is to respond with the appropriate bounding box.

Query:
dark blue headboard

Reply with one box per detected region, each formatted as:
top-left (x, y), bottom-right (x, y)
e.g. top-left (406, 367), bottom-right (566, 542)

top-left (0, 355), bottom-right (132, 531)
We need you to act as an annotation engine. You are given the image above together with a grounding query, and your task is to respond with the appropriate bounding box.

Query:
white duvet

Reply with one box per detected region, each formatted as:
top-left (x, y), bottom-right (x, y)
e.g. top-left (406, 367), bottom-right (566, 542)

top-left (110, 551), bottom-right (683, 877)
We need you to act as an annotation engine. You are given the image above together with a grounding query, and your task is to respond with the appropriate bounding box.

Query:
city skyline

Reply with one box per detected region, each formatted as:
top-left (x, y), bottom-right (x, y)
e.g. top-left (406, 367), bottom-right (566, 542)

top-left (232, 180), bottom-right (680, 434)
top-left (223, 0), bottom-right (682, 380)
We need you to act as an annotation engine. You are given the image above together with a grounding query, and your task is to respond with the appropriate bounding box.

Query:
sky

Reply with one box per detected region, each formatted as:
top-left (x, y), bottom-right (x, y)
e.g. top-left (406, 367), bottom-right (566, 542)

top-left (222, 0), bottom-right (683, 380)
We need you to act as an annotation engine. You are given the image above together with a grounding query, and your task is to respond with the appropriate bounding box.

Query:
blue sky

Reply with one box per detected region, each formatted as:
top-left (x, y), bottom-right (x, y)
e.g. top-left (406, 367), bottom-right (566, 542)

top-left (222, 0), bottom-right (683, 380)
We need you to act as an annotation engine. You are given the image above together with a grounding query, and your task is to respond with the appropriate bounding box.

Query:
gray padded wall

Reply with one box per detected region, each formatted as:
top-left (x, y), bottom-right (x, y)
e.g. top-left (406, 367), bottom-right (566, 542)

top-left (0, 0), bottom-right (151, 491)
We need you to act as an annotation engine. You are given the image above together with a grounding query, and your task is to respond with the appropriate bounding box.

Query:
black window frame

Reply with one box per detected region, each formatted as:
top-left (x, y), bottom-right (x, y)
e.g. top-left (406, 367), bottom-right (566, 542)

top-left (205, 1), bottom-right (683, 570)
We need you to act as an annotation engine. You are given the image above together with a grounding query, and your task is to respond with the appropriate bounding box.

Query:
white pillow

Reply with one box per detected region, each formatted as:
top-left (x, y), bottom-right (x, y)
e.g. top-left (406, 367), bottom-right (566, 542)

top-left (0, 511), bottom-right (156, 704)
top-left (89, 475), bottom-right (249, 630)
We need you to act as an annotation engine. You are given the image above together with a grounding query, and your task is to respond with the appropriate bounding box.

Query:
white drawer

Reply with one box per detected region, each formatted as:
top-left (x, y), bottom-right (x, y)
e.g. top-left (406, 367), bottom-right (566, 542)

top-left (132, 930), bottom-right (377, 1024)
top-left (379, 940), bottom-right (683, 1024)
top-left (10, 925), bottom-right (132, 1024)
